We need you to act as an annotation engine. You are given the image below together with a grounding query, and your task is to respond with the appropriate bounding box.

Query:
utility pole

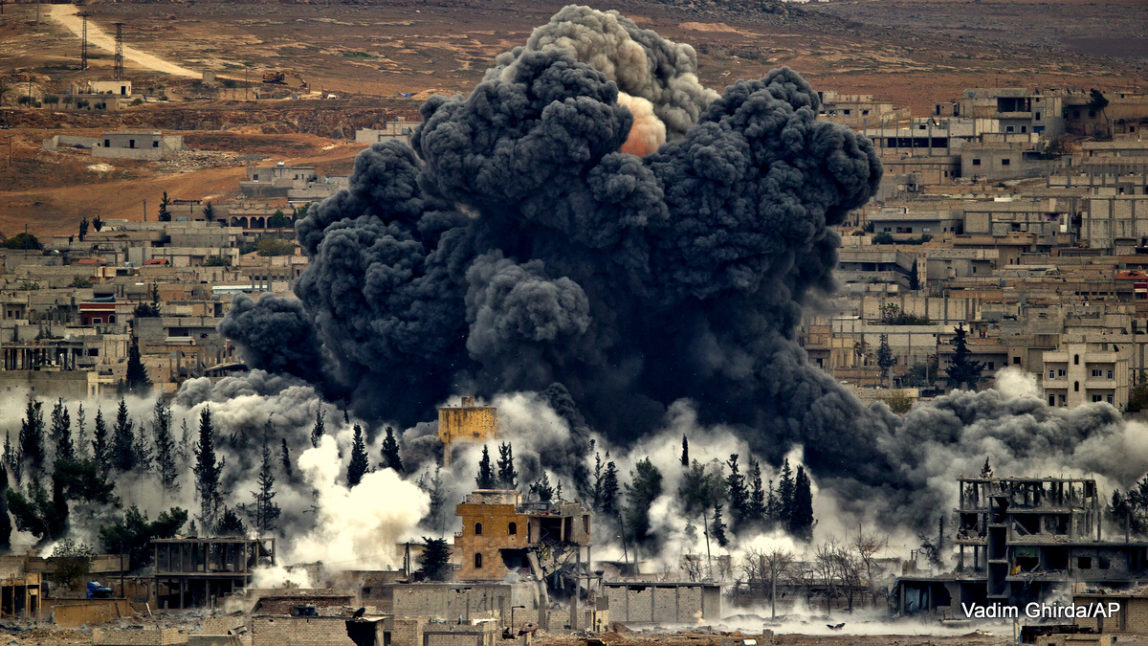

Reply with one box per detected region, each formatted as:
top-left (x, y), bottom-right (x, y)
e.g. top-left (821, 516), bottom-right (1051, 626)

top-left (143, 199), bottom-right (147, 223)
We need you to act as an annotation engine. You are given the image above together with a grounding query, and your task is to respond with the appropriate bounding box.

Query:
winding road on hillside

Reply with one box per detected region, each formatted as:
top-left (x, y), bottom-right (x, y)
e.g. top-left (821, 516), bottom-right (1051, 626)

top-left (48, 4), bottom-right (201, 79)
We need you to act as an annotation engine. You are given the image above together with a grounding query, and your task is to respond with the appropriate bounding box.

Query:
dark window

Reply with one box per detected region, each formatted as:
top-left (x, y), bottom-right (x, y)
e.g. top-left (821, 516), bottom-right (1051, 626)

top-left (152, 141), bottom-right (159, 148)
top-left (972, 159), bottom-right (982, 166)
top-left (1002, 159), bottom-right (1011, 166)
top-left (1021, 126), bottom-right (1027, 133)
top-left (1074, 381), bottom-right (1080, 392)
top-left (1074, 355), bottom-right (1080, 365)
top-left (129, 139), bottom-right (135, 149)
top-left (1035, 112), bottom-right (1042, 120)
top-left (474, 553), bottom-right (483, 569)
top-left (475, 522), bottom-right (482, 536)
top-left (1048, 395), bottom-right (1055, 406)
top-left (1078, 557), bottom-right (1092, 569)
top-left (508, 522), bottom-right (517, 536)
top-left (1006, 126), bottom-right (1014, 133)
top-left (1013, 357), bottom-right (1021, 365)
top-left (103, 139), bottom-right (110, 147)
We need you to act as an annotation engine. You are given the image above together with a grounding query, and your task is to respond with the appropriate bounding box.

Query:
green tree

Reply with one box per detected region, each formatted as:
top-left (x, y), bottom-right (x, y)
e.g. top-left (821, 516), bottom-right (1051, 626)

top-left (776, 459), bottom-right (794, 526)
top-left (600, 460), bottom-right (620, 516)
top-left (310, 409), bottom-right (324, 448)
top-left (380, 426), bottom-right (403, 473)
top-left (193, 407), bottom-right (224, 530)
top-left (152, 399), bottom-right (178, 492)
top-left (202, 202), bottom-right (215, 221)
top-left (789, 466), bottom-right (814, 541)
top-left (20, 398), bottom-right (46, 475)
top-left (877, 334), bottom-right (895, 387)
top-left (47, 539), bottom-right (94, 589)
top-left (0, 465), bottom-right (11, 551)
top-left (124, 336), bottom-right (152, 395)
top-left (475, 445), bottom-right (496, 489)
top-left (748, 457), bottom-right (766, 523)
top-left (1088, 88), bottom-right (1110, 136)
top-left (280, 438), bottom-right (294, 483)
top-left (158, 191), bottom-right (172, 222)
top-left (215, 507), bottom-right (246, 536)
top-left (74, 405), bottom-right (88, 461)
top-left (3, 233), bottom-right (42, 250)
top-left (623, 458), bottom-right (663, 544)
top-left (1127, 371), bottom-right (1148, 413)
top-left (99, 506), bottom-right (187, 570)
top-left (91, 408), bottom-right (109, 473)
top-left (347, 424), bottom-right (369, 487)
top-left (50, 398), bottom-right (73, 464)
top-left (79, 217), bottom-right (90, 242)
top-left (5, 475), bottom-right (68, 542)
top-left (246, 428), bottom-right (280, 536)
top-left (92, 216), bottom-right (104, 232)
top-left (417, 537), bottom-right (451, 581)
top-left (711, 504), bottom-right (729, 548)
top-left (680, 435), bottom-right (689, 467)
top-left (726, 454), bottom-right (750, 530)
top-left (417, 467), bottom-right (447, 536)
top-left (529, 472), bottom-right (555, 503)
top-left (496, 442), bottom-right (516, 489)
top-left (909, 260), bottom-right (920, 290)
top-left (947, 324), bottom-right (984, 390)
top-left (110, 398), bottom-right (137, 473)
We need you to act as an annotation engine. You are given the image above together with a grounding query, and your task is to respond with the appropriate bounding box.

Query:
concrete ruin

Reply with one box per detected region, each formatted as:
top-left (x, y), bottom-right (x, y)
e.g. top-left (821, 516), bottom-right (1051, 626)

top-left (898, 476), bottom-right (1148, 615)
top-left (153, 537), bottom-right (275, 609)
top-left (602, 582), bottom-right (722, 624)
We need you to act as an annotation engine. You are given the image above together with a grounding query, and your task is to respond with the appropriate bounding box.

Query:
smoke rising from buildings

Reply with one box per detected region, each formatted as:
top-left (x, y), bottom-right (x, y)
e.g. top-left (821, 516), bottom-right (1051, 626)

top-left (195, 4), bottom-right (1148, 553)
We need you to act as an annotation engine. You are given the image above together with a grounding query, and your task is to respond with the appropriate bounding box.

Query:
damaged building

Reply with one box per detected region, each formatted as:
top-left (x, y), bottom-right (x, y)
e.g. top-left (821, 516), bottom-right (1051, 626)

top-left (899, 476), bottom-right (1148, 615)
top-left (454, 489), bottom-right (591, 587)
top-left (153, 537), bottom-right (276, 609)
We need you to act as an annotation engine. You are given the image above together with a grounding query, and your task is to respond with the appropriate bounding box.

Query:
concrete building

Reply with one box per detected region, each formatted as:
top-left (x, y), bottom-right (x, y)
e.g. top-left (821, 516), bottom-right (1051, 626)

top-left (937, 88), bottom-right (1066, 137)
top-left (87, 80), bottom-right (132, 96)
top-left (1041, 341), bottom-right (1131, 408)
top-left (239, 164), bottom-right (348, 200)
top-left (869, 207), bottom-right (964, 238)
top-left (899, 476), bottom-right (1148, 616)
top-left (453, 489), bottom-right (591, 583)
top-left (601, 582), bottom-right (721, 624)
top-left (153, 537), bottom-right (276, 609)
top-left (355, 118), bottom-right (416, 145)
top-left (439, 397), bottom-right (497, 467)
top-left (94, 132), bottom-right (184, 161)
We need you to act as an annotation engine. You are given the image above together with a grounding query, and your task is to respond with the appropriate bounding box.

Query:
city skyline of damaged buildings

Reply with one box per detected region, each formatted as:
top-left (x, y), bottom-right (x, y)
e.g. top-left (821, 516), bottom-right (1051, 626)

top-left (5, 63), bottom-right (1148, 644)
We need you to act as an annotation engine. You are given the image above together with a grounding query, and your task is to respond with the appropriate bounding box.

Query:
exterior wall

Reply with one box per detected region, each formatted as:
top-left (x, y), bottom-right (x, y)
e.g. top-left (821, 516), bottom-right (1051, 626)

top-left (250, 616), bottom-right (356, 646)
top-left (47, 599), bottom-right (132, 626)
top-left (1084, 196), bottom-right (1148, 249)
top-left (1041, 342), bottom-right (1130, 408)
top-left (438, 402), bottom-right (497, 444)
top-left (91, 628), bottom-right (188, 645)
top-left (94, 134), bottom-right (183, 160)
top-left (391, 582), bottom-right (537, 624)
top-left (421, 622), bottom-right (499, 646)
top-left (89, 81), bottom-right (132, 96)
top-left (602, 583), bottom-right (720, 624)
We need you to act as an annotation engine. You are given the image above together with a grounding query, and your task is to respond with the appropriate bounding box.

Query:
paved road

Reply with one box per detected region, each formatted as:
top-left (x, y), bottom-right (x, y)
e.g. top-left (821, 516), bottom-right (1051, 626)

top-left (49, 4), bottom-right (200, 79)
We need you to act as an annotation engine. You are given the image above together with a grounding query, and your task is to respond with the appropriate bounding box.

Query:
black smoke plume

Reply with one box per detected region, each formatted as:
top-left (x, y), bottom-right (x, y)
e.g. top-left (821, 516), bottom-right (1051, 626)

top-left (223, 7), bottom-right (891, 507)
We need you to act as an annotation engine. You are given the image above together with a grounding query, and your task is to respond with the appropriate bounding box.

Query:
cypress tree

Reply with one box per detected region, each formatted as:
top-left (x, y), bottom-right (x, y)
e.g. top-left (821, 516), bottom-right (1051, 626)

top-left (251, 425), bottom-right (280, 534)
top-left (347, 424), bottom-right (369, 488)
top-left (789, 466), bottom-right (814, 541)
top-left (0, 465), bottom-right (9, 550)
top-left (19, 398), bottom-right (46, 475)
top-left (947, 324), bottom-right (984, 391)
top-left (748, 457), bottom-right (766, 523)
top-left (153, 399), bottom-right (178, 492)
top-left (310, 409), bottom-right (325, 448)
top-left (124, 336), bottom-right (152, 395)
top-left (776, 458), bottom-right (795, 525)
top-left (91, 409), bottom-right (109, 474)
top-left (726, 454), bottom-right (749, 529)
top-left (193, 407), bottom-right (224, 530)
top-left (110, 398), bottom-right (136, 473)
top-left (380, 426), bottom-right (403, 473)
top-left (496, 442), bottom-right (517, 489)
top-left (280, 438), bottom-right (294, 483)
top-left (601, 460), bottom-right (620, 515)
top-left (711, 504), bottom-right (729, 548)
top-left (475, 445), bottom-right (496, 489)
top-left (680, 435), bottom-right (689, 467)
top-left (74, 404), bottom-right (89, 461)
top-left (50, 398), bottom-right (73, 464)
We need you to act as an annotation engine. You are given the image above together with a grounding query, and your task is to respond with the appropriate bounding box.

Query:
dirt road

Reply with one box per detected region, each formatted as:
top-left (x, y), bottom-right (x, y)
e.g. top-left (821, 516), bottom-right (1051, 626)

top-left (48, 4), bottom-right (200, 78)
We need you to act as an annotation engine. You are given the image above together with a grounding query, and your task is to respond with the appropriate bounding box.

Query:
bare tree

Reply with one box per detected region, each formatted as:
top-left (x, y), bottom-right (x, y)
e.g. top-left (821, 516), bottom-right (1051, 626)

top-left (852, 526), bottom-right (887, 607)
top-left (813, 542), bottom-right (839, 617)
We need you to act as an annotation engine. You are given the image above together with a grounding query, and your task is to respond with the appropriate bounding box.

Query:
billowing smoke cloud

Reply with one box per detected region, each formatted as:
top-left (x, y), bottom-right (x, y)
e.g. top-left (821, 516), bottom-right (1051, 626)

top-left (490, 5), bottom-right (719, 139)
top-left (215, 6), bottom-right (1148, 538)
top-left (218, 4), bottom-right (891, 515)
